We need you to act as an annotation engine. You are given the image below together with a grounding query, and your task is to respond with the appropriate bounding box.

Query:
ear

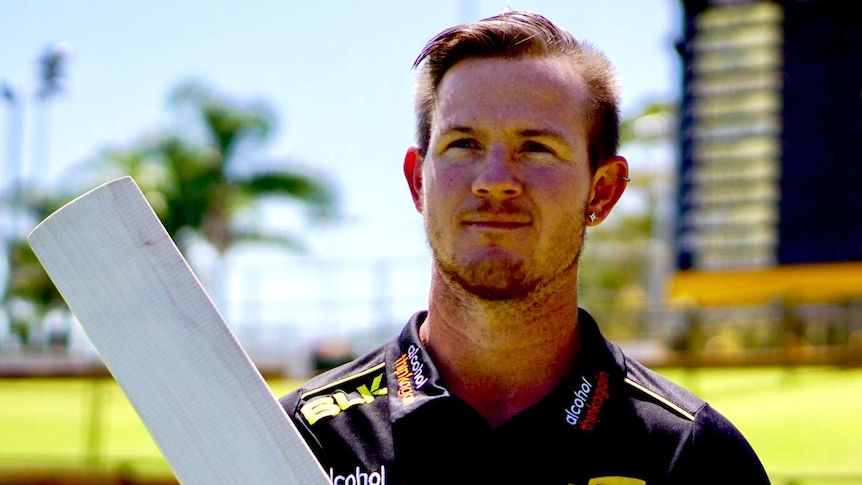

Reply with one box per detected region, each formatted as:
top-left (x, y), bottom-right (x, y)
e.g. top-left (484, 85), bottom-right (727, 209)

top-left (403, 146), bottom-right (424, 213)
top-left (586, 156), bottom-right (629, 226)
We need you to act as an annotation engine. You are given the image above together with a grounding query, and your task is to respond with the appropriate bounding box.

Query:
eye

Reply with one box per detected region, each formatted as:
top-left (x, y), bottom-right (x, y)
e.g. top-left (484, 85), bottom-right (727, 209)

top-left (521, 140), bottom-right (555, 155)
top-left (446, 138), bottom-right (480, 150)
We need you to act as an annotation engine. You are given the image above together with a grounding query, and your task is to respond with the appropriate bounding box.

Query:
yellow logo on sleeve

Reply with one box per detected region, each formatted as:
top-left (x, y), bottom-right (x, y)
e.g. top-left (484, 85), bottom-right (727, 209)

top-left (585, 477), bottom-right (646, 485)
top-left (300, 373), bottom-right (387, 425)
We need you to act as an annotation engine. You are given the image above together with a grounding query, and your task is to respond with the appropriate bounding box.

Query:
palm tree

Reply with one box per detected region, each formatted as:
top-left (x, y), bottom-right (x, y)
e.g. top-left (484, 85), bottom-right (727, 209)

top-left (1, 184), bottom-right (72, 345)
top-left (98, 81), bottom-right (336, 255)
top-left (578, 101), bottom-right (678, 340)
top-left (2, 80), bottom-right (337, 346)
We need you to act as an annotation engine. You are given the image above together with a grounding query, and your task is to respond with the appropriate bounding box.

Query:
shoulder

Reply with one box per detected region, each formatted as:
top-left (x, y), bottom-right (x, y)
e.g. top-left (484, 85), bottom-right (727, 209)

top-left (580, 309), bottom-right (706, 432)
top-left (619, 355), bottom-right (770, 483)
top-left (280, 345), bottom-right (390, 424)
top-left (278, 343), bottom-right (394, 471)
top-left (621, 355), bottom-right (704, 425)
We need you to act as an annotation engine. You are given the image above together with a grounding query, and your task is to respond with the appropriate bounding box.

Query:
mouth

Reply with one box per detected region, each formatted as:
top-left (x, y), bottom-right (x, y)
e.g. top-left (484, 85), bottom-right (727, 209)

top-left (461, 214), bottom-right (532, 230)
top-left (463, 221), bottom-right (529, 230)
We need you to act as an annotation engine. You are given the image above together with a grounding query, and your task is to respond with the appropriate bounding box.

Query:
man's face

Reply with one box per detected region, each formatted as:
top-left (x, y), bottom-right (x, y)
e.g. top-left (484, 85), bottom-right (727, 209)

top-left (407, 56), bottom-right (596, 300)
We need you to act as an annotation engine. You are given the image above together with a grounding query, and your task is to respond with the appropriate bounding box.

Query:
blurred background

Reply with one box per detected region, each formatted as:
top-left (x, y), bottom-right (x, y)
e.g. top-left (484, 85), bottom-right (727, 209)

top-left (1, 0), bottom-right (860, 484)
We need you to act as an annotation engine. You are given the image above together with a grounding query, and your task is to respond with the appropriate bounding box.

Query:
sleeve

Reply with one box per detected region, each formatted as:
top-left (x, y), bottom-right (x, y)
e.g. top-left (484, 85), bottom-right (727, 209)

top-left (278, 390), bottom-right (329, 467)
top-left (669, 404), bottom-right (771, 485)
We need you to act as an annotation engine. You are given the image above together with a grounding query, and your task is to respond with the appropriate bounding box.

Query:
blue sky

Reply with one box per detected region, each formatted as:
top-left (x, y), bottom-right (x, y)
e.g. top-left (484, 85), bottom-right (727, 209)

top-left (2, 0), bottom-right (680, 257)
top-left (1, 1), bottom-right (681, 344)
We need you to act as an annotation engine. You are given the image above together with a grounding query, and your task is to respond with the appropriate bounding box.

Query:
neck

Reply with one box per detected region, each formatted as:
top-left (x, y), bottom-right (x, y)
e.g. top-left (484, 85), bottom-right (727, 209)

top-left (420, 266), bottom-right (583, 428)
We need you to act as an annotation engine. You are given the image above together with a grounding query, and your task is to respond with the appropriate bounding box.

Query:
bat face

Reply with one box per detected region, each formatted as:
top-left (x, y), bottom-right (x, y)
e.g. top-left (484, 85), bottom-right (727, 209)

top-left (28, 177), bottom-right (329, 485)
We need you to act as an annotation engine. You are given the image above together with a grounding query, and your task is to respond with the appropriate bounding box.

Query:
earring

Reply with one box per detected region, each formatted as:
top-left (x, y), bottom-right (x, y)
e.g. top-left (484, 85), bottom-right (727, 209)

top-left (588, 212), bottom-right (598, 222)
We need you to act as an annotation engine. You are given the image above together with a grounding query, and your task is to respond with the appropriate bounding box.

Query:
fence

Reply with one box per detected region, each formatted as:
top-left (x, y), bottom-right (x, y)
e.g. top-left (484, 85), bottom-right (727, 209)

top-left (3, 253), bottom-right (862, 377)
top-left (2, 255), bottom-right (862, 483)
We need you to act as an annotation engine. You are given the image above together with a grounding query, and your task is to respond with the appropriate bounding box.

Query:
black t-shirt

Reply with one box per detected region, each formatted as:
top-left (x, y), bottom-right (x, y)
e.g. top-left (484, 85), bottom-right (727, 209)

top-left (280, 309), bottom-right (771, 485)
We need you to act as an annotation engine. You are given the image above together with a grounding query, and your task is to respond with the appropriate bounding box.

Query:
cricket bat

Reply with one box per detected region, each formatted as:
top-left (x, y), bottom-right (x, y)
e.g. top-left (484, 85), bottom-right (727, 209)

top-left (27, 176), bottom-right (331, 485)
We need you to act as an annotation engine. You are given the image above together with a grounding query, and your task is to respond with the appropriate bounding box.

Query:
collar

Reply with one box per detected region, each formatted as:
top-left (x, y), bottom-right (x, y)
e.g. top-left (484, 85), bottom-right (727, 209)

top-left (386, 311), bottom-right (449, 421)
top-left (384, 308), bottom-right (627, 429)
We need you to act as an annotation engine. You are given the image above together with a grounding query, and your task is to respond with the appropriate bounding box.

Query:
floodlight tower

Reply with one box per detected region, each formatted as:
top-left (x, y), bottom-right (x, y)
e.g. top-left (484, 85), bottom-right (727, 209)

top-left (670, 0), bottom-right (862, 306)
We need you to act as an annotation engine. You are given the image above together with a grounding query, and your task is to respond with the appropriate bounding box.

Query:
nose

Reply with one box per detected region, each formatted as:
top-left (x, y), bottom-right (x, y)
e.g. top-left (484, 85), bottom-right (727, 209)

top-left (471, 146), bottom-right (523, 200)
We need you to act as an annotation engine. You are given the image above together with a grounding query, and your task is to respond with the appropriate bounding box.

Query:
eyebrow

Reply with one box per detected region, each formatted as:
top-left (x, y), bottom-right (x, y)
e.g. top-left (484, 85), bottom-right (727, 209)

top-left (438, 125), bottom-right (477, 137)
top-left (518, 128), bottom-right (570, 143)
top-left (438, 125), bottom-right (570, 142)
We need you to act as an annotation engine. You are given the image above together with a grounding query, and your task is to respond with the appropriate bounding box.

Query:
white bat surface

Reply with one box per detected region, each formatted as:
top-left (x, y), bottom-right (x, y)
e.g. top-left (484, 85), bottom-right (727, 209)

top-left (27, 176), bottom-right (330, 485)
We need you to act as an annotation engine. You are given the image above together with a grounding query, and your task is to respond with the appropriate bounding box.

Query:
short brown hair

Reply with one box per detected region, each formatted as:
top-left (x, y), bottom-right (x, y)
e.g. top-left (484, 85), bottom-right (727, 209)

top-left (412, 10), bottom-right (621, 172)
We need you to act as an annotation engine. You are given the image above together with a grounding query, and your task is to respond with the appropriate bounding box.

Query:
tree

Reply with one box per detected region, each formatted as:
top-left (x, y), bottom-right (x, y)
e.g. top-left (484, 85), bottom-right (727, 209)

top-left (96, 81), bottom-right (336, 255)
top-left (1, 184), bottom-right (72, 345)
top-left (2, 80), bottom-right (337, 346)
top-left (578, 101), bottom-right (678, 340)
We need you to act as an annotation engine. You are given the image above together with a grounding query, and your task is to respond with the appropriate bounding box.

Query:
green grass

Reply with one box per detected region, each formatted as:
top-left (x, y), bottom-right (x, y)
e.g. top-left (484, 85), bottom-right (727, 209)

top-left (658, 367), bottom-right (862, 480)
top-left (2, 368), bottom-right (861, 482)
top-left (0, 377), bottom-right (171, 478)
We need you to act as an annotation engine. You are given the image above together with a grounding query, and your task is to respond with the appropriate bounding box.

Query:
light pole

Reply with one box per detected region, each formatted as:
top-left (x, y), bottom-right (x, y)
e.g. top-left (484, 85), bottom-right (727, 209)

top-left (1, 43), bottom-right (71, 345)
top-left (2, 82), bottom-right (23, 237)
top-left (31, 41), bottom-right (72, 188)
top-left (1, 41), bottom-right (71, 237)
top-left (1, 82), bottom-right (23, 308)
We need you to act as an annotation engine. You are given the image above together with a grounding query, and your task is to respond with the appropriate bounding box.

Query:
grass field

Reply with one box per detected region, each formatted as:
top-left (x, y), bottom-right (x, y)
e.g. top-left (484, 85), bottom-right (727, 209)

top-left (1, 367), bottom-right (861, 483)
top-left (658, 366), bottom-right (862, 482)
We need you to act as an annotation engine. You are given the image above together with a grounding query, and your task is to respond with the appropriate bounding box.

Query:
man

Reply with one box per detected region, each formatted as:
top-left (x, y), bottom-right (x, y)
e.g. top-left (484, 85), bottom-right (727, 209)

top-left (281, 10), bottom-right (770, 484)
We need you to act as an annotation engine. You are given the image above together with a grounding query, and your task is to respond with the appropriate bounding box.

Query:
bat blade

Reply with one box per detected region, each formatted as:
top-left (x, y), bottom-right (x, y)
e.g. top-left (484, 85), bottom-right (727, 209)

top-left (27, 176), bottom-right (329, 485)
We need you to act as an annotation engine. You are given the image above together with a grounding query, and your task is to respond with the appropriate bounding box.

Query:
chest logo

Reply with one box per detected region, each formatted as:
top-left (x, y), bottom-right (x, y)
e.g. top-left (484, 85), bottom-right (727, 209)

top-left (394, 344), bottom-right (428, 405)
top-left (565, 371), bottom-right (611, 430)
top-left (300, 373), bottom-right (387, 425)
